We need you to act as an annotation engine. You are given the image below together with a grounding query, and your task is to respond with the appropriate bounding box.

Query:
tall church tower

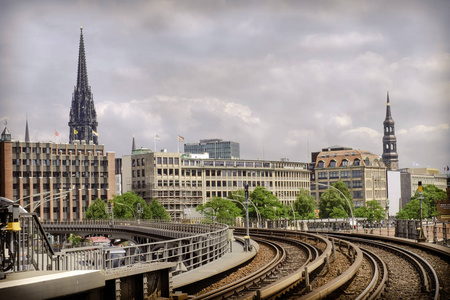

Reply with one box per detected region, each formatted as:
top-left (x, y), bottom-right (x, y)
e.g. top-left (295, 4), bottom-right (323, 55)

top-left (68, 26), bottom-right (98, 145)
top-left (382, 91), bottom-right (399, 170)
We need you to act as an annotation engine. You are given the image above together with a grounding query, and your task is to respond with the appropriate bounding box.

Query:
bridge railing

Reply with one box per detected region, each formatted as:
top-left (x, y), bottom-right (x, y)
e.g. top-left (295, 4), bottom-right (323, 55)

top-left (54, 223), bottom-right (230, 274)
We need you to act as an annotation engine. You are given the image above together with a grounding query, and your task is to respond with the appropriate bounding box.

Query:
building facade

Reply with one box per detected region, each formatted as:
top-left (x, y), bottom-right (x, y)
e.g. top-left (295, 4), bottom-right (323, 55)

top-left (399, 168), bottom-right (447, 208)
top-left (122, 151), bottom-right (309, 218)
top-left (310, 146), bottom-right (388, 209)
top-left (0, 127), bottom-right (115, 221)
top-left (68, 26), bottom-right (98, 145)
top-left (184, 139), bottom-right (240, 159)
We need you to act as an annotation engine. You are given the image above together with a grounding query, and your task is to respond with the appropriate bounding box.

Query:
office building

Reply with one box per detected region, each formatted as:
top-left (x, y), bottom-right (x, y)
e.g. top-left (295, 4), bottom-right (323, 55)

top-left (310, 146), bottom-right (387, 209)
top-left (184, 139), bottom-right (240, 159)
top-left (122, 150), bottom-right (309, 218)
top-left (0, 125), bottom-right (115, 221)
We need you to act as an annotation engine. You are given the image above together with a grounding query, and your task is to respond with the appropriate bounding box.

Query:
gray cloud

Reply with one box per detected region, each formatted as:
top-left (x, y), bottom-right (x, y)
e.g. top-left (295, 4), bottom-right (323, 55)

top-left (1, 0), bottom-right (449, 170)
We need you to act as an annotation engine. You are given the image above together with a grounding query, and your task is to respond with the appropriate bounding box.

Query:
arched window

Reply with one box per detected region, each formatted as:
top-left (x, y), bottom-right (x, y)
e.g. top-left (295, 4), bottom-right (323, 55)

top-left (354, 159), bottom-right (360, 166)
top-left (318, 161), bottom-right (325, 168)
top-left (329, 160), bottom-right (336, 167)
top-left (341, 159), bottom-right (348, 167)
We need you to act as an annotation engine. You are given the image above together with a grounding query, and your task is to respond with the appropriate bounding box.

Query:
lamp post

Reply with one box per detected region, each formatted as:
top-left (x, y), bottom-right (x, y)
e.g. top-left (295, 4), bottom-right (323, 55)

top-left (311, 182), bottom-right (355, 231)
top-left (417, 181), bottom-right (426, 242)
top-left (244, 183), bottom-right (250, 251)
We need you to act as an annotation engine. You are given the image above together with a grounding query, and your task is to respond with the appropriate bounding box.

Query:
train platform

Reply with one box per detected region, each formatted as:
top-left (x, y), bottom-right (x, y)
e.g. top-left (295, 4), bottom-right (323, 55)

top-left (172, 238), bottom-right (258, 289)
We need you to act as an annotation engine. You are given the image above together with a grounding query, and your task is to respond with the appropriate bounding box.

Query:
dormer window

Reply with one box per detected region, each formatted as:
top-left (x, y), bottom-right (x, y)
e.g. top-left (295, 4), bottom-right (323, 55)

top-left (354, 159), bottom-right (360, 166)
top-left (342, 159), bottom-right (348, 167)
top-left (318, 161), bottom-right (325, 168)
top-left (329, 160), bottom-right (336, 167)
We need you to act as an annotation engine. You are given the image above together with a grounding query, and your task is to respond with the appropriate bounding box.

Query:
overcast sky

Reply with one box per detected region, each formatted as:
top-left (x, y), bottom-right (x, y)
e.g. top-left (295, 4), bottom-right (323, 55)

top-left (1, 0), bottom-right (449, 170)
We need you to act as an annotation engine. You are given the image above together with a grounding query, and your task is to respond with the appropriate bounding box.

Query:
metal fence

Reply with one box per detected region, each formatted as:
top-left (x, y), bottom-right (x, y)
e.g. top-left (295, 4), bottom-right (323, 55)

top-left (11, 215), bottom-right (231, 275)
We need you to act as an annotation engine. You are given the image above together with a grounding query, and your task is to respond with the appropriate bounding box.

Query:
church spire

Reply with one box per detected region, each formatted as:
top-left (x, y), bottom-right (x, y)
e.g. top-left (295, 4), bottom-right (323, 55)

top-left (25, 116), bottom-right (30, 142)
top-left (68, 26), bottom-right (98, 145)
top-left (382, 91), bottom-right (399, 170)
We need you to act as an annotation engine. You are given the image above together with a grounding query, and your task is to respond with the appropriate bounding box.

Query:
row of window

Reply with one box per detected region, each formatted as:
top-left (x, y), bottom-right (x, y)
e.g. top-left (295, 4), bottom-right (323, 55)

top-left (12, 171), bottom-right (109, 178)
top-left (13, 183), bottom-right (109, 189)
top-left (13, 146), bottom-right (101, 155)
top-left (13, 158), bottom-right (107, 167)
top-left (317, 159), bottom-right (366, 168)
top-left (156, 157), bottom-right (180, 165)
top-left (317, 170), bottom-right (363, 179)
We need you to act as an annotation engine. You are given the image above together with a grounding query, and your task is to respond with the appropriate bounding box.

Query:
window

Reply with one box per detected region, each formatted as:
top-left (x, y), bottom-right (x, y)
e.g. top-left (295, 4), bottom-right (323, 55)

top-left (341, 171), bottom-right (350, 178)
top-left (353, 159), bottom-right (360, 166)
top-left (353, 180), bottom-right (362, 188)
top-left (318, 161), bottom-right (325, 168)
top-left (318, 172), bottom-right (327, 179)
top-left (352, 170), bottom-right (362, 178)
top-left (341, 160), bottom-right (348, 167)
top-left (329, 160), bottom-right (336, 167)
top-left (353, 191), bottom-right (363, 199)
top-left (329, 171), bottom-right (339, 179)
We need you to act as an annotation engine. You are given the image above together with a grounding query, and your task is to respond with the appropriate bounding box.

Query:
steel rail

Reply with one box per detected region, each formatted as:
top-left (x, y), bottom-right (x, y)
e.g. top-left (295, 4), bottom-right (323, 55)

top-left (192, 237), bottom-right (285, 300)
top-left (296, 238), bottom-right (363, 300)
top-left (357, 249), bottom-right (388, 300)
top-left (326, 234), bottom-right (440, 300)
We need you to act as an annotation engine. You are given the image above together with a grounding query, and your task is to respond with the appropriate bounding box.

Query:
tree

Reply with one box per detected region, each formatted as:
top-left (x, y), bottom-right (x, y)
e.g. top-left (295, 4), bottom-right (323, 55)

top-left (354, 200), bottom-right (385, 224)
top-left (196, 197), bottom-right (242, 220)
top-left (294, 189), bottom-right (316, 219)
top-left (113, 192), bottom-right (146, 219)
top-left (396, 184), bottom-right (445, 220)
top-left (68, 233), bottom-right (83, 248)
top-left (85, 198), bottom-right (108, 219)
top-left (410, 184), bottom-right (445, 218)
top-left (396, 198), bottom-right (429, 220)
top-left (318, 181), bottom-right (354, 219)
top-left (148, 198), bottom-right (170, 220)
top-left (249, 186), bottom-right (286, 220)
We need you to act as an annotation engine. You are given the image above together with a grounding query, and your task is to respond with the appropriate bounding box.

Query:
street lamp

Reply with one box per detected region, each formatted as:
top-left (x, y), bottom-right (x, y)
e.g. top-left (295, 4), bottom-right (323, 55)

top-left (311, 182), bottom-right (355, 231)
top-left (417, 181), bottom-right (426, 242)
top-left (244, 183), bottom-right (250, 251)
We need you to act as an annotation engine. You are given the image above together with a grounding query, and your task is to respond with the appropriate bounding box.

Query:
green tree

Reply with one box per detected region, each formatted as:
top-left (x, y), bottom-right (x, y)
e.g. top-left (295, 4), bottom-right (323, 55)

top-left (196, 197), bottom-right (242, 220)
top-left (85, 198), bottom-right (108, 219)
top-left (294, 188), bottom-right (316, 219)
top-left (113, 191), bottom-right (146, 219)
top-left (330, 206), bottom-right (348, 218)
top-left (354, 200), bottom-right (385, 224)
top-left (318, 180), bottom-right (354, 218)
top-left (249, 186), bottom-right (286, 220)
top-left (148, 198), bottom-right (171, 220)
top-left (411, 184), bottom-right (445, 218)
top-left (396, 198), bottom-right (430, 220)
top-left (68, 233), bottom-right (83, 248)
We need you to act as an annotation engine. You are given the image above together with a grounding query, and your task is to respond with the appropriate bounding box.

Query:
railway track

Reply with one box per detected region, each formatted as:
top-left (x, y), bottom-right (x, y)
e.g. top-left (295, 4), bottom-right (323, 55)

top-left (324, 234), bottom-right (442, 300)
top-left (178, 228), bottom-right (449, 299)
top-left (190, 235), bottom-right (314, 299)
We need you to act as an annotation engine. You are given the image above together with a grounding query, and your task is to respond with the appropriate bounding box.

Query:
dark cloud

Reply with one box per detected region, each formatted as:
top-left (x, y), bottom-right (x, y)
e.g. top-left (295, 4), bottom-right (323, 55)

top-left (1, 0), bottom-right (449, 169)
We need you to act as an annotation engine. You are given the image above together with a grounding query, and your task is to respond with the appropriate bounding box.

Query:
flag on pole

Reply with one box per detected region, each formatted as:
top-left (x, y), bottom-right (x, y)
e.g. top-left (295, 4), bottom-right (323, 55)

top-left (74, 129), bottom-right (78, 134)
top-left (55, 130), bottom-right (59, 137)
top-left (177, 135), bottom-right (184, 142)
top-left (92, 130), bottom-right (98, 136)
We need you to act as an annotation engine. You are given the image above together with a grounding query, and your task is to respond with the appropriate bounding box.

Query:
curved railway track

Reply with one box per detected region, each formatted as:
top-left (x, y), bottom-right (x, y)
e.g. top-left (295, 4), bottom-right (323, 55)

top-left (191, 235), bottom-right (313, 299)
top-left (178, 228), bottom-right (448, 299)
top-left (325, 234), bottom-right (441, 300)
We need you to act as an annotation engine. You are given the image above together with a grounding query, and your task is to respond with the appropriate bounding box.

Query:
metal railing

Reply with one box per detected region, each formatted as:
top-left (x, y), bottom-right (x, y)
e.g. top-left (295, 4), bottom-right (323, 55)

top-left (11, 215), bottom-right (231, 275)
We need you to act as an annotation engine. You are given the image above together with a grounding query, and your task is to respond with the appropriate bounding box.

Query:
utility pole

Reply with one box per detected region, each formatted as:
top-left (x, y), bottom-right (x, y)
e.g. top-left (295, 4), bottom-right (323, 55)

top-left (244, 183), bottom-right (250, 251)
top-left (417, 181), bottom-right (426, 242)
